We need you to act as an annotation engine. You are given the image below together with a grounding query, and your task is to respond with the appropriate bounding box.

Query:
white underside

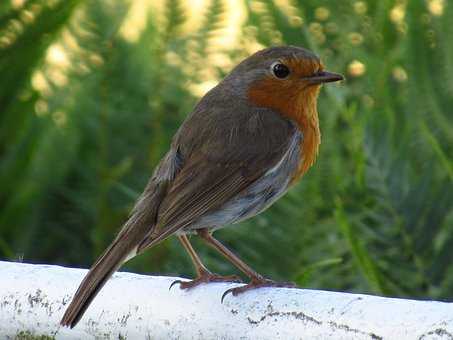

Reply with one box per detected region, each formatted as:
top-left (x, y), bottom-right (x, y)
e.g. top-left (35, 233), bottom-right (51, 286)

top-left (181, 129), bottom-right (303, 233)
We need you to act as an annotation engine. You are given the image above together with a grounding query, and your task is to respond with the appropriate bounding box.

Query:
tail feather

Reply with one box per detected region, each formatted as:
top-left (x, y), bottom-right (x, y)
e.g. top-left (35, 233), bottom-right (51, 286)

top-left (60, 174), bottom-right (172, 328)
top-left (60, 234), bottom-right (136, 328)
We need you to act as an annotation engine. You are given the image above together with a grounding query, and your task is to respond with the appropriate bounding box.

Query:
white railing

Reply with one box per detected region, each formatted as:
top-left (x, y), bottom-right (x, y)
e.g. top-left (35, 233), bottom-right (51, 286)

top-left (0, 261), bottom-right (452, 339)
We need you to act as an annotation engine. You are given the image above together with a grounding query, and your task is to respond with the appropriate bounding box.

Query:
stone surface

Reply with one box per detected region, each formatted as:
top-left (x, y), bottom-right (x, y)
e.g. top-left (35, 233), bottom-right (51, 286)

top-left (1, 261), bottom-right (452, 339)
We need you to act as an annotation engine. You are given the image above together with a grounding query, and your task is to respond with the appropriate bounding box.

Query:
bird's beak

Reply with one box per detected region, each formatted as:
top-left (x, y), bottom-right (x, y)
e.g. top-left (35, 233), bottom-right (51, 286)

top-left (305, 71), bottom-right (344, 84)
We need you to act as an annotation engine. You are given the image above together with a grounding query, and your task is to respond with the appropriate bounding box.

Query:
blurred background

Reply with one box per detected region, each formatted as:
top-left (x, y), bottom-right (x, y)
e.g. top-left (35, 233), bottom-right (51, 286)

top-left (0, 0), bottom-right (452, 300)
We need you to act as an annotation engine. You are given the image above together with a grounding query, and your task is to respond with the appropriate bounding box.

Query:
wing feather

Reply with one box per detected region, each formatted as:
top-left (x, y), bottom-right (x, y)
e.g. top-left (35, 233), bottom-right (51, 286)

top-left (138, 108), bottom-right (297, 252)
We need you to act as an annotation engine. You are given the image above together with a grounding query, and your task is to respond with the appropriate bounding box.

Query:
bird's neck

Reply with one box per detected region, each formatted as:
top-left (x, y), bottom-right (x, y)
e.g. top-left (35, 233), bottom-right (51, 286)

top-left (290, 91), bottom-right (321, 182)
top-left (247, 83), bottom-right (321, 181)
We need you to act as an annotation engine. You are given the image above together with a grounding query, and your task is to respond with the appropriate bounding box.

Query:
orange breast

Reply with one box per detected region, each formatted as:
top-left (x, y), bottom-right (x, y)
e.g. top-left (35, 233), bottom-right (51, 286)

top-left (247, 77), bottom-right (321, 184)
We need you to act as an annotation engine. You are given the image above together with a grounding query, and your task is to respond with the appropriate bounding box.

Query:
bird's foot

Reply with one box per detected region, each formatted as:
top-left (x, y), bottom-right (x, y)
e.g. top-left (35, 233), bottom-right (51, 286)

top-left (221, 278), bottom-right (297, 302)
top-left (170, 272), bottom-right (242, 290)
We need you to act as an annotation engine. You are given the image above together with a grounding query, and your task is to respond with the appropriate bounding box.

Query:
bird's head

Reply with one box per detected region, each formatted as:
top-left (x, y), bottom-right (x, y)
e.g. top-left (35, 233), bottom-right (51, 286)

top-left (223, 46), bottom-right (343, 121)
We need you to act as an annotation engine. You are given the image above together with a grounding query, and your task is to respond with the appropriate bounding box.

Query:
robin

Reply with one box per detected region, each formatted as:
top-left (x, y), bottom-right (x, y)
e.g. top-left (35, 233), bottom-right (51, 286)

top-left (61, 45), bottom-right (343, 328)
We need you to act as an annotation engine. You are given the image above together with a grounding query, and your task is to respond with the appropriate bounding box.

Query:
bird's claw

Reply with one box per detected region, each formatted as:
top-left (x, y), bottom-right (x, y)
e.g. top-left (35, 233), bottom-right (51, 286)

top-left (169, 279), bottom-right (185, 291)
top-left (221, 287), bottom-right (237, 303)
top-left (221, 279), bottom-right (297, 303)
top-left (169, 273), bottom-right (242, 291)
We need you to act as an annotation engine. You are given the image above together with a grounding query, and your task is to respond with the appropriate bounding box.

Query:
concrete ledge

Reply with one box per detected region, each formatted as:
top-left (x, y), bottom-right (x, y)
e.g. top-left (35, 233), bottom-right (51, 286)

top-left (0, 261), bottom-right (452, 339)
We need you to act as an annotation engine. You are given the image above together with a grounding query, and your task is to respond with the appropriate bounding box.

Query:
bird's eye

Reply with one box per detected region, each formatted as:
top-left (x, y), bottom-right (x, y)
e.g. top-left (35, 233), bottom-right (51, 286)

top-left (271, 62), bottom-right (290, 79)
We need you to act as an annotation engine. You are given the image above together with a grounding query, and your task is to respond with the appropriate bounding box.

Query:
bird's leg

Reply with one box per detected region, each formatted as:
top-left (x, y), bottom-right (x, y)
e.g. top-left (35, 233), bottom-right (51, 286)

top-left (170, 234), bottom-right (241, 290)
top-left (197, 229), bottom-right (296, 301)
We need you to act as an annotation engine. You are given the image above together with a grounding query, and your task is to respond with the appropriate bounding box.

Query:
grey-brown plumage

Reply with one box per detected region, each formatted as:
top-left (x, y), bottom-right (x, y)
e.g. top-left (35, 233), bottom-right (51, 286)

top-left (60, 46), bottom-right (343, 328)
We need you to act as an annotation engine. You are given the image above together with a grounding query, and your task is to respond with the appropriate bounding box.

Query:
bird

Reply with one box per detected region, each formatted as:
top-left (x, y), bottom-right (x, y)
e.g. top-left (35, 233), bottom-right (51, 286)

top-left (60, 45), bottom-right (343, 328)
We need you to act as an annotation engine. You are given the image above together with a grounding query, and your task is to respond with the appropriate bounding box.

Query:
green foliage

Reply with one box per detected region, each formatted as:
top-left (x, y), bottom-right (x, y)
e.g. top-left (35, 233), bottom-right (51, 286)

top-left (0, 0), bottom-right (451, 301)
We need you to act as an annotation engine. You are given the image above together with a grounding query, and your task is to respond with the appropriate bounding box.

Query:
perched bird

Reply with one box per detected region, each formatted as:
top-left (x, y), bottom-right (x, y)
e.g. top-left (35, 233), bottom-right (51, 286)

top-left (60, 45), bottom-right (343, 328)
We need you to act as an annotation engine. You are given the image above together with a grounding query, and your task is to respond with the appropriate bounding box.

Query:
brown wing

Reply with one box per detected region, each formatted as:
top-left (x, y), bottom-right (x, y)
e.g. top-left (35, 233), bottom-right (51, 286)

top-left (137, 105), bottom-right (296, 252)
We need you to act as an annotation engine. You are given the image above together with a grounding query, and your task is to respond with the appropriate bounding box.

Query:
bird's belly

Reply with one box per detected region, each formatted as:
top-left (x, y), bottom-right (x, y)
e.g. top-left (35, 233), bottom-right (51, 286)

top-left (181, 130), bottom-right (302, 233)
top-left (210, 176), bottom-right (291, 229)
